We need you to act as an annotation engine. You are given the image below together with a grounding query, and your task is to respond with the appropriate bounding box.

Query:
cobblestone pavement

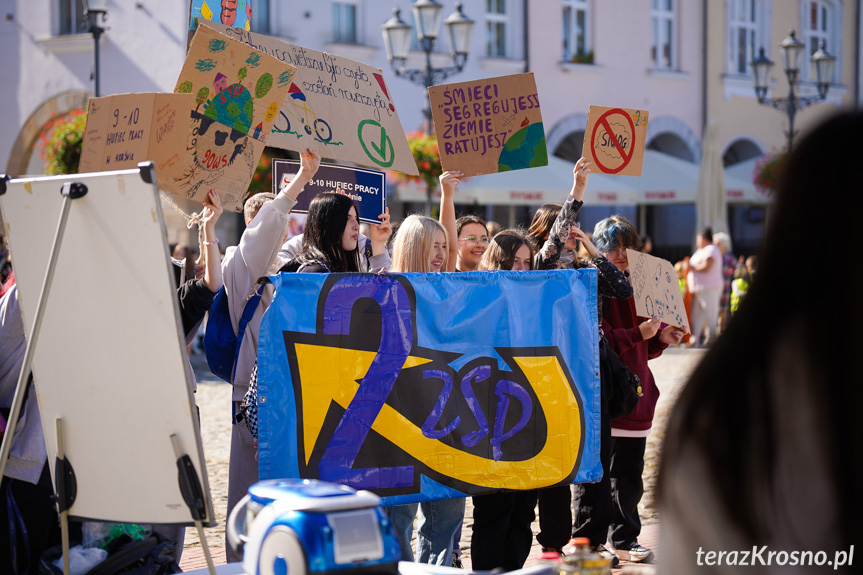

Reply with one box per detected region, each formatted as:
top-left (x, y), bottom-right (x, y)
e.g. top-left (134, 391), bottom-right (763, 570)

top-left (181, 347), bottom-right (705, 570)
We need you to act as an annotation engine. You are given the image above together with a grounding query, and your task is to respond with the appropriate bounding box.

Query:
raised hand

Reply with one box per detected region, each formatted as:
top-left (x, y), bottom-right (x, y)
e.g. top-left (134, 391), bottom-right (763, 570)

top-left (570, 157), bottom-right (592, 201)
top-left (369, 207), bottom-right (392, 256)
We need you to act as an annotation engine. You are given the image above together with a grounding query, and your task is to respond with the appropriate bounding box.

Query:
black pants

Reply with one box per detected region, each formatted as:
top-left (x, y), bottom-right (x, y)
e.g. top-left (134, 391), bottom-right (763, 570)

top-left (0, 463), bottom-right (62, 575)
top-left (572, 434), bottom-right (646, 548)
top-left (536, 485), bottom-right (571, 550)
top-left (470, 490), bottom-right (537, 571)
top-left (571, 407), bottom-right (613, 547)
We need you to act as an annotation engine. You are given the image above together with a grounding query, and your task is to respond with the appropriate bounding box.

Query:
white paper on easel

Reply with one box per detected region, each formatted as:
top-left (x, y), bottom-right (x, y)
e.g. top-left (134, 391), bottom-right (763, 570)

top-left (626, 249), bottom-right (690, 333)
top-left (0, 168), bottom-right (214, 525)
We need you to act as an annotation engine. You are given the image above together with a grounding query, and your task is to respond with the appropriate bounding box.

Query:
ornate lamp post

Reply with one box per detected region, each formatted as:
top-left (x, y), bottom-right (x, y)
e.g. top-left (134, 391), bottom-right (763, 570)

top-left (83, 0), bottom-right (109, 97)
top-left (751, 30), bottom-right (836, 152)
top-left (382, 1), bottom-right (473, 214)
top-left (382, 1), bottom-right (474, 135)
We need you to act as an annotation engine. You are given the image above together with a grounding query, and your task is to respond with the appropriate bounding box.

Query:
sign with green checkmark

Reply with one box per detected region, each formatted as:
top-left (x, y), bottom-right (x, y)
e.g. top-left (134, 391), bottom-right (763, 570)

top-left (196, 20), bottom-right (419, 177)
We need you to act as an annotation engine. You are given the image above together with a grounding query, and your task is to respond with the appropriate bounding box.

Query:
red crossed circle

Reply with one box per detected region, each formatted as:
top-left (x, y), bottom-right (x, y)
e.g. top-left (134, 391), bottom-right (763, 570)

top-left (590, 108), bottom-right (636, 174)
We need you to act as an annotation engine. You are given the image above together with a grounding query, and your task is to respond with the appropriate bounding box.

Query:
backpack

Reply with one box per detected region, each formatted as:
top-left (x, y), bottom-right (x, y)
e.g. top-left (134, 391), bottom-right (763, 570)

top-left (204, 286), bottom-right (262, 382)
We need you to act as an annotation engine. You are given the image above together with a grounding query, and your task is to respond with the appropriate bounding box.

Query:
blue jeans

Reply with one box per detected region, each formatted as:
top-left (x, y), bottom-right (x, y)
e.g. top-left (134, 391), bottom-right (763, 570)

top-left (386, 498), bottom-right (466, 564)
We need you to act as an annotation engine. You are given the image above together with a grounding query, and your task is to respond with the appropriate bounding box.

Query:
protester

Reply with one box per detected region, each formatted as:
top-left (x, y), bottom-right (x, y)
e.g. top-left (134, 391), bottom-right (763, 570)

top-left (686, 227), bottom-right (723, 347)
top-left (384, 214), bottom-right (461, 567)
top-left (282, 193), bottom-right (391, 273)
top-left (585, 215), bottom-right (684, 564)
top-left (477, 230), bottom-right (533, 271)
top-left (658, 111), bottom-right (863, 574)
top-left (712, 232), bottom-right (735, 334)
top-left (453, 215), bottom-right (489, 272)
top-left (222, 148), bottom-right (321, 561)
top-left (527, 158), bottom-right (633, 561)
top-left (730, 255), bottom-right (756, 314)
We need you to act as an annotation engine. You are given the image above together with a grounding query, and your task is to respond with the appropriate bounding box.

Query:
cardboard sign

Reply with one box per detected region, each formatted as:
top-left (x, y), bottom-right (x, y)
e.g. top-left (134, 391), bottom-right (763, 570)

top-left (257, 270), bottom-right (601, 503)
top-left (626, 249), bottom-right (690, 332)
top-left (582, 105), bottom-right (649, 176)
top-left (428, 73), bottom-right (548, 177)
top-left (170, 25), bottom-right (298, 211)
top-left (197, 20), bottom-right (419, 177)
top-left (79, 93), bottom-right (197, 188)
top-left (190, 0), bottom-right (252, 31)
top-left (272, 160), bottom-right (386, 225)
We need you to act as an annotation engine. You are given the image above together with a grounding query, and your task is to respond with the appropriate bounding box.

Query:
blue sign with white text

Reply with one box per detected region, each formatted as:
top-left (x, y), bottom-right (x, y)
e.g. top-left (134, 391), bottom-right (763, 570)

top-left (273, 160), bottom-right (387, 225)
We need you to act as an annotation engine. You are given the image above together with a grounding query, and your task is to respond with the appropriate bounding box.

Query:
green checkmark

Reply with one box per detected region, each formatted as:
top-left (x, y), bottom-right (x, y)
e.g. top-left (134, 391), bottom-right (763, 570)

top-left (358, 120), bottom-right (395, 168)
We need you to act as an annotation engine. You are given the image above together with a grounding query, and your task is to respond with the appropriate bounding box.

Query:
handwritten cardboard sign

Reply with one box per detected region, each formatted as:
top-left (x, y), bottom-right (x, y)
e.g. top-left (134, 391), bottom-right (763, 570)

top-left (626, 249), bottom-right (690, 332)
top-left (428, 73), bottom-right (547, 177)
top-left (189, 0), bottom-right (252, 32)
top-left (79, 93), bottom-right (197, 189)
top-left (197, 19), bottom-right (419, 177)
top-left (171, 24), bottom-right (298, 211)
top-left (582, 105), bottom-right (649, 176)
top-left (272, 160), bottom-right (386, 225)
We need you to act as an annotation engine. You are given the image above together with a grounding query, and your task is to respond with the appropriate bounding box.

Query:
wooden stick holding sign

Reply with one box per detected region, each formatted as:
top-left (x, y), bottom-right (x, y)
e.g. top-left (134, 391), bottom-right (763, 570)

top-left (429, 73), bottom-right (548, 177)
top-left (581, 105), bottom-right (649, 176)
top-left (626, 249), bottom-right (690, 333)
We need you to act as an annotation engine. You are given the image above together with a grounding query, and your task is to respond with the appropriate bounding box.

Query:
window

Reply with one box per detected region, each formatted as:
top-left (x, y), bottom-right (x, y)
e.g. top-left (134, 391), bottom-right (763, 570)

top-left (651, 0), bottom-right (676, 69)
top-left (727, 0), bottom-right (763, 75)
top-left (562, 0), bottom-right (591, 63)
top-left (802, 0), bottom-right (836, 81)
top-left (332, 1), bottom-right (358, 44)
top-left (58, 0), bottom-right (86, 35)
top-left (485, 0), bottom-right (508, 58)
top-left (250, 0), bottom-right (270, 34)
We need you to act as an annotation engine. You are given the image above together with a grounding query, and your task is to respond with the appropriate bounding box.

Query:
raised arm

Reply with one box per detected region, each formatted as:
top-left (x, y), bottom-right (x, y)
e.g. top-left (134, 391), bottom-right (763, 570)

top-left (200, 189), bottom-right (224, 293)
top-left (534, 158), bottom-right (591, 269)
top-left (280, 148), bottom-right (321, 200)
top-left (439, 170), bottom-right (462, 272)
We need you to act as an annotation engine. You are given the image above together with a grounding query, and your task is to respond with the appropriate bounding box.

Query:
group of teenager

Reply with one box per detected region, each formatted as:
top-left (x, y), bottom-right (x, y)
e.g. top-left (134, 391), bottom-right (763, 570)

top-left (222, 148), bottom-right (685, 569)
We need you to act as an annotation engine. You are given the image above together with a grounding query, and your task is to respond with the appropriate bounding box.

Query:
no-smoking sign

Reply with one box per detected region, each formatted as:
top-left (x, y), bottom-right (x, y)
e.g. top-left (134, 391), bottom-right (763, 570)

top-left (581, 105), bottom-right (649, 176)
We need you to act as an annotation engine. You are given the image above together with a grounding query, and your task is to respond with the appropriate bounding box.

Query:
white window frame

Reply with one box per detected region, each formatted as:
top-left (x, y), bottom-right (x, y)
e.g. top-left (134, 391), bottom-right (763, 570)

top-left (651, 0), bottom-right (677, 70)
top-left (57, 0), bottom-right (86, 36)
top-left (485, 0), bottom-right (509, 59)
top-left (562, 0), bottom-right (591, 63)
top-left (332, 0), bottom-right (360, 45)
top-left (726, 0), bottom-right (768, 76)
top-left (800, 0), bottom-right (842, 84)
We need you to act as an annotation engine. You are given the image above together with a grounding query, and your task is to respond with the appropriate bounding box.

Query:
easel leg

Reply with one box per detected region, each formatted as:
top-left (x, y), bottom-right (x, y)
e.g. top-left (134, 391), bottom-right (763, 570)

top-left (56, 419), bottom-right (71, 575)
top-left (170, 434), bottom-right (216, 575)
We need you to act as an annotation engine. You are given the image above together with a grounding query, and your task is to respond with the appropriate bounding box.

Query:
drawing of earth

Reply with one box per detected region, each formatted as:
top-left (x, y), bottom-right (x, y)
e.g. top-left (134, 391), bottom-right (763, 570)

top-left (498, 122), bottom-right (547, 172)
top-left (203, 82), bottom-right (254, 135)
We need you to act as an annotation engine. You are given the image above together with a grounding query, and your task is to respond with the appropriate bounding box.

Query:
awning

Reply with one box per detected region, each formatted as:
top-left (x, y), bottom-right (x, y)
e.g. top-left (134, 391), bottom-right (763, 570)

top-left (393, 151), bottom-right (772, 206)
top-left (724, 158), bottom-right (773, 205)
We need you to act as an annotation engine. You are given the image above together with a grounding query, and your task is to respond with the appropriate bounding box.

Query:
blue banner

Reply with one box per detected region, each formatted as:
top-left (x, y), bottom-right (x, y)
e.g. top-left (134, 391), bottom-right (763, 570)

top-left (273, 160), bottom-right (387, 225)
top-left (257, 270), bottom-right (601, 505)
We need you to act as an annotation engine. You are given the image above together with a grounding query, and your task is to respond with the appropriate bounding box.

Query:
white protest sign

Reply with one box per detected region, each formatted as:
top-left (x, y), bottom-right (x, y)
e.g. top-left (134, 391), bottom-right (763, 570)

top-left (626, 249), bottom-right (690, 332)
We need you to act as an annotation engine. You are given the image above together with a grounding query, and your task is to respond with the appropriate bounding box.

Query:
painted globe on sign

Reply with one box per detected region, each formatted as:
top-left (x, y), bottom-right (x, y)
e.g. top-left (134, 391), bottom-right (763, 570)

top-left (203, 83), bottom-right (254, 135)
top-left (497, 122), bottom-right (548, 172)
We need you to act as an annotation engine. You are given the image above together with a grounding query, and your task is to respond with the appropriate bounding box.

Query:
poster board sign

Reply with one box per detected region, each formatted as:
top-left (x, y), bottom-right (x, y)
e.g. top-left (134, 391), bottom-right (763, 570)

top-left (197, 20), bottom-right (419, 177)
top-left (173, 24), bottom-right (298, 212)
top-left (272, 160), bottom-right (386, 225)
top-left (581, 105), bottom-right (649, 176)
top-left (190, 0), bottom-right (252, 31)
top-left (626, 249), bottom-right (690, 332)
top-left (79, 93), bottom-right (196, 191)
top-left (256, 270), bottom-right (601, 504)
top-left (0, 167), bottom-right (214, 524)
top-left (428, 73), bottom-right (547, 177)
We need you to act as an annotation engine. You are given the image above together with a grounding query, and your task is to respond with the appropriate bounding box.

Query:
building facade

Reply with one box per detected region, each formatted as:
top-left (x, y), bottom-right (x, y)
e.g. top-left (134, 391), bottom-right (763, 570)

top-left (1, 0), bottom-right (860, 255)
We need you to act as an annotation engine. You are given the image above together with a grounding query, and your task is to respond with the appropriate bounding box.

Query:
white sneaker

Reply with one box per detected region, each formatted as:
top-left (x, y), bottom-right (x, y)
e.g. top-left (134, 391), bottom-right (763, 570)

top-left (613, 542), bottom-right (654, 563)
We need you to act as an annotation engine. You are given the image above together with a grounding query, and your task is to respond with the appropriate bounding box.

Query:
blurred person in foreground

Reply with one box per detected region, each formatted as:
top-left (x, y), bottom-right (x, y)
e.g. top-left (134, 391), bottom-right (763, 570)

top-left (658, 111), bottom-right (863, 573)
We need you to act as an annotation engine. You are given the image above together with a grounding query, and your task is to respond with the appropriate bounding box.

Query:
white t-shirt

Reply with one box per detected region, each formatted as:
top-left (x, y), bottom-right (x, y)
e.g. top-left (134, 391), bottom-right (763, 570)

top-left (687, 243), bottom-right (723, 292)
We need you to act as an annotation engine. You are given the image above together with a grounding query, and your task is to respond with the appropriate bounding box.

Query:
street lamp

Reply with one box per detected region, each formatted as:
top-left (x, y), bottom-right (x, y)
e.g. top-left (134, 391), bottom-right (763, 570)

top-left (83, 0), bottom-right (108, 97)
top-left (382, 1), bottom-right (474, 134)
top-left (382, 1), bottom-right (473, 213)
top-left (751, 30), bottom-right (836, 152)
